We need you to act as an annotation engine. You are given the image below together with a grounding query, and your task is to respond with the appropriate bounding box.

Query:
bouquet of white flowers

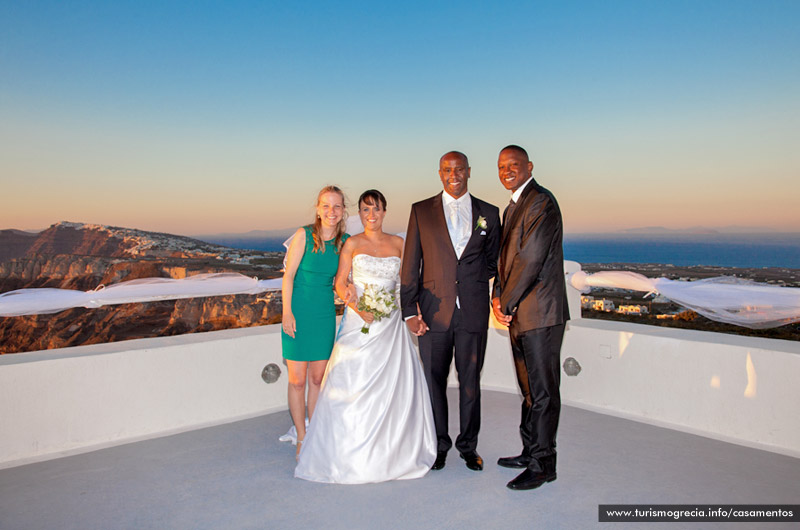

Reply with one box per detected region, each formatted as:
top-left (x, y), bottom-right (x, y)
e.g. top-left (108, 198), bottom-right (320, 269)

top-left (356, 284), bottom-right (398, 334)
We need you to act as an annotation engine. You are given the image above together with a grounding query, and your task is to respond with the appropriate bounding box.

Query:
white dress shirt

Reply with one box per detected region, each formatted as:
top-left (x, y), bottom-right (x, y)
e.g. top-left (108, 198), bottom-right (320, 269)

top-left (442, 191), bottom-right (472, 259)
top-left (510, 176), bottom-right (534, 204)
top-left (442, 191), bottom-right (472, 309)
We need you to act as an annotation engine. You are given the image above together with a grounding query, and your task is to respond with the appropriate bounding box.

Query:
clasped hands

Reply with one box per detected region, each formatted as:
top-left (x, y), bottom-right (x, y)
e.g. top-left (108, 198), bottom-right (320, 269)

top-left (492, 297), bottom-right (512, 326)
top-left (405, 314), bottom-right (429, 337)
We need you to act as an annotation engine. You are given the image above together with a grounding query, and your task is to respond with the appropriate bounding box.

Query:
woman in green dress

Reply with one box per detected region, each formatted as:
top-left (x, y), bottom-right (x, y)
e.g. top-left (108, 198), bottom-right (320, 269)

top-left (282, 185), bottom-right (349, 459)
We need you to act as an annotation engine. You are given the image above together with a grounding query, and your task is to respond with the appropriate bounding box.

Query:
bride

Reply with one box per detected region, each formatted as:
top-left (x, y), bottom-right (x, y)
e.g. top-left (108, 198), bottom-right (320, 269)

top-left (295, 189), bottom-right (436, 483)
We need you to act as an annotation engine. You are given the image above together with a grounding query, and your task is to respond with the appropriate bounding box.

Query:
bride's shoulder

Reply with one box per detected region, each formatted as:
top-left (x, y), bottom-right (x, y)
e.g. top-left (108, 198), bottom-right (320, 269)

top-left (345, 233), bottom-right (369, 247)
top-left (342, 234), bottom-right (369, 255)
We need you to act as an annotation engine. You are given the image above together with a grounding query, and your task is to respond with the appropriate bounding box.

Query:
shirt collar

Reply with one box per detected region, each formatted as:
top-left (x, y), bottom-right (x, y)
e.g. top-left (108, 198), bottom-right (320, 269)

top-left (510, 176), bottom-right (534, 203)
top-left (442, 191), bottom-right (471, 207)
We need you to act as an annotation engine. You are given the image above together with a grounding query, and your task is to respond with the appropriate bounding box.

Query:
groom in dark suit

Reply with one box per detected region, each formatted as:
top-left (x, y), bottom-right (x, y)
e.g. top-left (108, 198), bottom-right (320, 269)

top-left (401, 151), bottom-right (500, 472)
top-left (492, 145), bottom-right (570, 491)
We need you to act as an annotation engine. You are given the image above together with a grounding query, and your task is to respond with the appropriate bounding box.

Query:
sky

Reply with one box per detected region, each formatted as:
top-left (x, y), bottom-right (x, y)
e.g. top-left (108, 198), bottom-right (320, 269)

top-left (2, 0), bottom-right (798, 235)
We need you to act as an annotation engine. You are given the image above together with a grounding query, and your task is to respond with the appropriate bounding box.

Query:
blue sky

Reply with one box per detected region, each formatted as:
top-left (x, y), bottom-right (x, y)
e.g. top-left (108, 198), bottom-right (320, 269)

top-left (2, 0), bottom-right (798, 234)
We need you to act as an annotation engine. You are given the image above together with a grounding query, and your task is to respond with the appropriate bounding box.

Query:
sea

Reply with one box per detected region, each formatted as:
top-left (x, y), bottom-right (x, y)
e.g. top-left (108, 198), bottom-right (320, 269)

top-left (563, 233), bottom-right (800, 269)
top-left (209, 232), bottom-right (800, 269)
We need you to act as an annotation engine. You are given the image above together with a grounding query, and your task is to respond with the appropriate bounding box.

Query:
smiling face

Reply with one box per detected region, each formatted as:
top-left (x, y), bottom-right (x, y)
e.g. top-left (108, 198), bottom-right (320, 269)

top-left (497, 148), bottom-right (533, 192)
top-left (316, 191), bottom-right (345, 228)
top-left (439, 152), bottom-right (470, 199)
top-left (358, 196), bottom-right (386, 231)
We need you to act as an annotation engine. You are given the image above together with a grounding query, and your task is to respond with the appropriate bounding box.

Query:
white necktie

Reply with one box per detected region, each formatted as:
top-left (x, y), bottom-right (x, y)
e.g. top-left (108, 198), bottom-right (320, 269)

top-left (451, 201), bottom-right (461, 233)
top-left (449, 200), bottom-right (471, 262)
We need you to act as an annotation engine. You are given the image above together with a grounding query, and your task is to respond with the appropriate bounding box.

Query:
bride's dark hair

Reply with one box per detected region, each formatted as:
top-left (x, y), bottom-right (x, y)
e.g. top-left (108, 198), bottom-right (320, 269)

top-left (358, 189), bottom-right (387, 210)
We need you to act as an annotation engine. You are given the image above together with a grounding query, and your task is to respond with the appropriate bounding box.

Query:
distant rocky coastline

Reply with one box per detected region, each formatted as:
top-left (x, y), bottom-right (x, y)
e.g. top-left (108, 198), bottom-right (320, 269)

top-left (0, 222), bottom-right (285, 354)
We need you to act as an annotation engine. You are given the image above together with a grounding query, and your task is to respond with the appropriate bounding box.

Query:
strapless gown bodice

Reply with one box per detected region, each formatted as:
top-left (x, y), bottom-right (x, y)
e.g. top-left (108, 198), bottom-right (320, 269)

top-left (295, 254), bottom-right (436, 484)
top-left (351, 253), bottom-right (401, 290)
top-left (351, 253), bottom-right (400, 309)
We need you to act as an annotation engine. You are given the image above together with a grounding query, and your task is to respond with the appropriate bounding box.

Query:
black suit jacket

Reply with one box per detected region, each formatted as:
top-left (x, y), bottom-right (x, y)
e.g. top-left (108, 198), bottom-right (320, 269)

top-left (493, 180), bottom-right (570, 332)
top-left (401, 193), bottom-right (501, 333)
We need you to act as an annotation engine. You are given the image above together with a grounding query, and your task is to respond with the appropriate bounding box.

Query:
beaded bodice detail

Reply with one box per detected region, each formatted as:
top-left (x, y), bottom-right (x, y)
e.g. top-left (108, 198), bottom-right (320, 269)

top-left (351, 254), bottom-right (401, 290)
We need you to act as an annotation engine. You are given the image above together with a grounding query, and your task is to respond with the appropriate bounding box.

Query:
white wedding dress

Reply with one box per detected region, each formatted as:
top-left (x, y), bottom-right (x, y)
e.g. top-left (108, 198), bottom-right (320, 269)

top-left (294, 254), bottom-right (437, 483)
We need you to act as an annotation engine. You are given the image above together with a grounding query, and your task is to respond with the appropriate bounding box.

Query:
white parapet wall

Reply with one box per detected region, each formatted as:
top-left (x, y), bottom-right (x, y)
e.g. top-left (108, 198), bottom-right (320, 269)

top-left (558, 319), bottom-right (800, 458)
top-left (0, 325), bottom-right (288, 469)
top-left (2, 259), bottom-right (798, 468)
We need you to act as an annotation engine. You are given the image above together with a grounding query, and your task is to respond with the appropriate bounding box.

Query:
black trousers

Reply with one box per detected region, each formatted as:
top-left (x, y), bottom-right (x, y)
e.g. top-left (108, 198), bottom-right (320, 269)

top-left (418, 307), bottom-right (487, 454)
top-left (509, 323), bottom-right (566, 460)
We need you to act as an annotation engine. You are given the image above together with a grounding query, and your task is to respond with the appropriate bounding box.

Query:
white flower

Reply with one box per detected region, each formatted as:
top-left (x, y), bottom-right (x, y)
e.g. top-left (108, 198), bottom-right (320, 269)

top-left (356, 284), bottom-right (398, 333)
top-left (475, 216), bottom-right (487, 231)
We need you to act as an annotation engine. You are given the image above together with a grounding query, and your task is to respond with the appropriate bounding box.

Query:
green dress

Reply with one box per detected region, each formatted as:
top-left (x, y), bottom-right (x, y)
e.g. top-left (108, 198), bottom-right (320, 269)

top-left (282, 226), bottom-right (348, 361)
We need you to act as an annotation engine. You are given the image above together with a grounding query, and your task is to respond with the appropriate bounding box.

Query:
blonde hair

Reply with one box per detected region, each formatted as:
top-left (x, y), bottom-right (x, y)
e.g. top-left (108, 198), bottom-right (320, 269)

top-left (311, 185), bottom-right (348, 253)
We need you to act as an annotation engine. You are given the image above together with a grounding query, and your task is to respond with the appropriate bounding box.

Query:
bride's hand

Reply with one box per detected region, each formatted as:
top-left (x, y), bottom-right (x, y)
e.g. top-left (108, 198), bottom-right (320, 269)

top-left (357, 309), bottom-right (375, 324)
top-left (282, 311), bottom-right (297, 338)
top-left (405, 314), bottom-right (428, 336)
top-left (343, 284), bottom-right (357, 304)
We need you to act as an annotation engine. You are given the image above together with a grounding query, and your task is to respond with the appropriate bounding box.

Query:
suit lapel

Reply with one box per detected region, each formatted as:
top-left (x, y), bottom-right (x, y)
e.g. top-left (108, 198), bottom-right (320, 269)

top-left (500, 182), bottom-right (538, 282)
top-left (461, 196), bottom-right (482, 257)
top-left (431, 192), bottom-right (458, 259)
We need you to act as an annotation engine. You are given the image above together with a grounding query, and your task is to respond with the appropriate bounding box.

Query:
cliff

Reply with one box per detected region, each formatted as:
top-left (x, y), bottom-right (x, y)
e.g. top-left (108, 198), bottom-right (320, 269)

top-left (0, 222), bottom-right (286, 354)
top-left (0, 293), bottom-right (283, 354)
top-left (0, 229), bottom-right (38, 262)
top-left (15, 221), bottom-right (238, 259)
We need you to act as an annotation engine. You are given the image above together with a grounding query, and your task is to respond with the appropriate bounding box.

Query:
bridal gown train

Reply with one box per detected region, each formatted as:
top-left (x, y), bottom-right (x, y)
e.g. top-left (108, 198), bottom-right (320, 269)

top-left (294, 254), bottom-right (437, 484)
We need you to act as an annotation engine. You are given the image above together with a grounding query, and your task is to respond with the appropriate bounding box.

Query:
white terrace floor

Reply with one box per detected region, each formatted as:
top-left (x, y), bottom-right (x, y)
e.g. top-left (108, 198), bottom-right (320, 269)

top-left (1, 390), bottom-right (798, 530)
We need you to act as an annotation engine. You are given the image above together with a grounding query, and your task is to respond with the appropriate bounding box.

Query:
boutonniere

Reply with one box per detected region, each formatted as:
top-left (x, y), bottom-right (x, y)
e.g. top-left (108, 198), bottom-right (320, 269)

top-left (474, 216), bottom-right (487, 231)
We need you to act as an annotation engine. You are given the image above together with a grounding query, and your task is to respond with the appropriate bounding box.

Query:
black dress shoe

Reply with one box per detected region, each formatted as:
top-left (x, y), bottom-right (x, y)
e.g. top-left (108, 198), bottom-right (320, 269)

top-left (497, 454), bottom-right (531, 469)
top-left (506, 467), bottom-right (557, 490)
top-left (507, 455), bottom-right (557, 490)
top-left (459, 451), bottom-right (483, 471)
top-left (431, 451), bottom-right (447, 470)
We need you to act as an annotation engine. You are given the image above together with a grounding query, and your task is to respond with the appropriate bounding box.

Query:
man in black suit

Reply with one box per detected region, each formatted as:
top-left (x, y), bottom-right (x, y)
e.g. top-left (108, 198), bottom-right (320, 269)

top-left (492, 145), bottom-right (570, 491)
top-left (401, 151), bottom-right (501, 472)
